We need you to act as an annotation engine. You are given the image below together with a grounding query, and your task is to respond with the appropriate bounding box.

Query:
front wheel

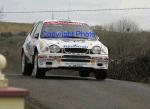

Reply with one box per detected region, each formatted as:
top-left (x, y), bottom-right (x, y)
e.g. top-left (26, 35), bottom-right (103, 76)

top-left (21, 52), bottom-right (33, 76)
top-left (94, 69), bottom-right (107, 80)
top-left (33, 53), bottom-right (46, 78)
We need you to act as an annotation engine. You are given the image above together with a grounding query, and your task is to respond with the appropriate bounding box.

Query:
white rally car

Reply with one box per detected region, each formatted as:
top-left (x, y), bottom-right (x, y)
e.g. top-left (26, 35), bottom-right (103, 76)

top-left (21, 20), bottom-right (109, 80)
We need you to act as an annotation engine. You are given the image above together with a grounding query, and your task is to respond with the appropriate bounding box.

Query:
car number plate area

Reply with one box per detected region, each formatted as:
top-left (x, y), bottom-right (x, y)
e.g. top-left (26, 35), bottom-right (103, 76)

top-left (65, 63), bottom-right (86, 67)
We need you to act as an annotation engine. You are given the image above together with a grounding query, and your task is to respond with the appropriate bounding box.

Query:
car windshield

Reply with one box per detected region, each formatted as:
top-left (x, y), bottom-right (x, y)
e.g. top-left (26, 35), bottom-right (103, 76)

top-left (40, 21), bottom-right (96, 39)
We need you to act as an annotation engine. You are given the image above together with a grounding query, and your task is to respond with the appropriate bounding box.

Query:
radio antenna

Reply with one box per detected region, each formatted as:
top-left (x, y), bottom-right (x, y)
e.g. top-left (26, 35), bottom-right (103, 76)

top-left (67, 0), bottom-right (71, 20)
top-left (52, 8), bottom-right (54, 20)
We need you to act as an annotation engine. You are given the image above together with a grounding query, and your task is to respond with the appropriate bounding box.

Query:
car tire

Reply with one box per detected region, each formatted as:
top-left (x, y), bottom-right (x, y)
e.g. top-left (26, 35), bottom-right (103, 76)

top-left (79, 69), bottom-right (90, 77)
top-left (22, 52), bottom-right (33, 76)
top-left (95, 69), bottom-right (107, 80)
top-left (33, 52), bottom-right (46, 78)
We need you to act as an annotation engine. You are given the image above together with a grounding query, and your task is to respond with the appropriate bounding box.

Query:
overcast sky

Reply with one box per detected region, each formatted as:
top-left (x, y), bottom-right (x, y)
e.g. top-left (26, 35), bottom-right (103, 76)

top-left (1, 0), bottom-right (150, 30)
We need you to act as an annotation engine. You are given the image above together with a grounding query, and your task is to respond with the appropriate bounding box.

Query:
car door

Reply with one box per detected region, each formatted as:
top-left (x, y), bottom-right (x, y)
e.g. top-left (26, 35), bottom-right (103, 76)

top-left (25, 23), bottom-right (39, 58)
top-left (29, 22), bottom-right (43, 56)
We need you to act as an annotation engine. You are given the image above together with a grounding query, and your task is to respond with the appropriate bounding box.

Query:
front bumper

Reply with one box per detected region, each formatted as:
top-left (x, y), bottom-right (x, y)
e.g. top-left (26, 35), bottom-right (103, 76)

top-left (37, 53), bottom-right (109, 70)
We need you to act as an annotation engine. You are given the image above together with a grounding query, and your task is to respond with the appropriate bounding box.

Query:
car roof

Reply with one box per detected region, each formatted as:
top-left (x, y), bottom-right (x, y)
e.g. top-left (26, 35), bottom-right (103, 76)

top-left (42, 19), bottom-right (86, 24)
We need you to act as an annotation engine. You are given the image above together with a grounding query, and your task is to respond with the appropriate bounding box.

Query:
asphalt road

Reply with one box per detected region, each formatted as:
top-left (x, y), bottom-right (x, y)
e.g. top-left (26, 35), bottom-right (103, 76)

top-left (7, 74), bottom-right (150, 109)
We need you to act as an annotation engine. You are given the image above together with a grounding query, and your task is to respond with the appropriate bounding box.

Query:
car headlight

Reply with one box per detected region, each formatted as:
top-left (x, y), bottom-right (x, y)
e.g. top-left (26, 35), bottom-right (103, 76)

top-left (49, 45), bottom-right (60, 53)
top-left (91, 46), bottom-right (101, 54)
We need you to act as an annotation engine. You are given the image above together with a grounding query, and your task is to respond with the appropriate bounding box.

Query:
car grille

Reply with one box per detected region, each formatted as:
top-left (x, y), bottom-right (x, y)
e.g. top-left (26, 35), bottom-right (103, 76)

top-left (61, 59), bottom-right (90, 62)
top-left (64, 48), bottom-right (88, 54)
top-left (61, 55), bottom-right (91, 62)
top-left (62, 55), bottom-right (91, 59)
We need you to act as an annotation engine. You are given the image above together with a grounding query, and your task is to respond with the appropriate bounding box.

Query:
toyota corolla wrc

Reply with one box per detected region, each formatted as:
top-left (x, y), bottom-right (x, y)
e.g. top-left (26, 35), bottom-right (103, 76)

top-left (21, 20), bottom-right (109, 80)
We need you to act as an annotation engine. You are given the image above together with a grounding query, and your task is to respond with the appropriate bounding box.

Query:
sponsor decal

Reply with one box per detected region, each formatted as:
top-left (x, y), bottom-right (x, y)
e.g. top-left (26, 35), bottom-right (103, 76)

top-left (64, 44), bottom-right (88, 48)
top-left (39, 41), bottom-right (44, 49)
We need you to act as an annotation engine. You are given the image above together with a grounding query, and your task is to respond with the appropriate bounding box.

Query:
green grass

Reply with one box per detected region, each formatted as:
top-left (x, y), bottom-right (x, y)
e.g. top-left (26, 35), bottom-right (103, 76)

top-left (0, 21), bottom-right (33, 34)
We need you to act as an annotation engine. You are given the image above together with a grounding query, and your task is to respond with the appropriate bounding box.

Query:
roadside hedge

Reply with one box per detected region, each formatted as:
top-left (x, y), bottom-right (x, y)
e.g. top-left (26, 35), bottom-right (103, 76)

top-left (95, 30), bottom-right (150, 82)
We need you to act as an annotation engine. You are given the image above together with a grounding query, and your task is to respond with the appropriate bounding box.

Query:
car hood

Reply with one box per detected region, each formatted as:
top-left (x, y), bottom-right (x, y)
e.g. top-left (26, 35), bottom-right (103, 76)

top-left (40, 38), bottom-right (106, 50)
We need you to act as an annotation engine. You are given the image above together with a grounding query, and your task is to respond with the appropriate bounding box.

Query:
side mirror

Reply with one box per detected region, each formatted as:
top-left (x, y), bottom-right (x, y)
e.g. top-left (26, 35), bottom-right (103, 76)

top-left (96, 36), bottom-right (100, 40)
top-left (34, 33), bottom-right (39, 39)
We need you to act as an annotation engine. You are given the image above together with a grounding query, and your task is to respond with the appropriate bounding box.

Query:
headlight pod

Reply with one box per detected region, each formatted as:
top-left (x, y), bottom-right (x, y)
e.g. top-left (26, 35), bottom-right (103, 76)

top-left (101, 48), bottom-right (107, 54)
top-left (91, 46), bottom-right (101, 54)
top-left (49, 45), bottom-right (60, 53)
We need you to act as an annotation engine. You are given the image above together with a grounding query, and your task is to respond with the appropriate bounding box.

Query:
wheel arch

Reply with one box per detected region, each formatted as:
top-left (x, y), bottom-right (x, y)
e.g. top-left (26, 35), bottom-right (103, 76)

top-left (21, 48), bottom-right (24, 56)
top-left (32, 46), bottom-right (39, 63)
top-left (34, 46), bottom-right (39, 55)
top-left (21, 47), bottom-right (26, 57)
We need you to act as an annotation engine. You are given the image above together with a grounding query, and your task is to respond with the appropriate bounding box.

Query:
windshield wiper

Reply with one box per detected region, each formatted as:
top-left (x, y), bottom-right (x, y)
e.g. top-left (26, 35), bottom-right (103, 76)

top-left (67, 36), bottom-right (89, 39)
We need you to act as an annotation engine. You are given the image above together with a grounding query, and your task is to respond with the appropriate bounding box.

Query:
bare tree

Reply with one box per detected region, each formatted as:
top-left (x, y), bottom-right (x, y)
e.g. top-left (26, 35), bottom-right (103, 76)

top-left (92, 25), bottom-right (103, 30)
top-left (0, 7), bottom-right (4, 21)
top-left (115, 19), bottom-right (139, 33)
top-left (103, 19), bottom-right (139, 33)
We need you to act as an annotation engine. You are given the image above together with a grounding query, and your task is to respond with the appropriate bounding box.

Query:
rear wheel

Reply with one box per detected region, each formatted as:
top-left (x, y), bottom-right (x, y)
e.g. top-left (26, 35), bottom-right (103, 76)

top-left (95, 69), bottom-right (107, 80)
top-left (21, 52), bottom-right (33, 76)
top-left (33, 53), bottom-right (46, 78)
top-left (79, 69), bottom-right (90, 77)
